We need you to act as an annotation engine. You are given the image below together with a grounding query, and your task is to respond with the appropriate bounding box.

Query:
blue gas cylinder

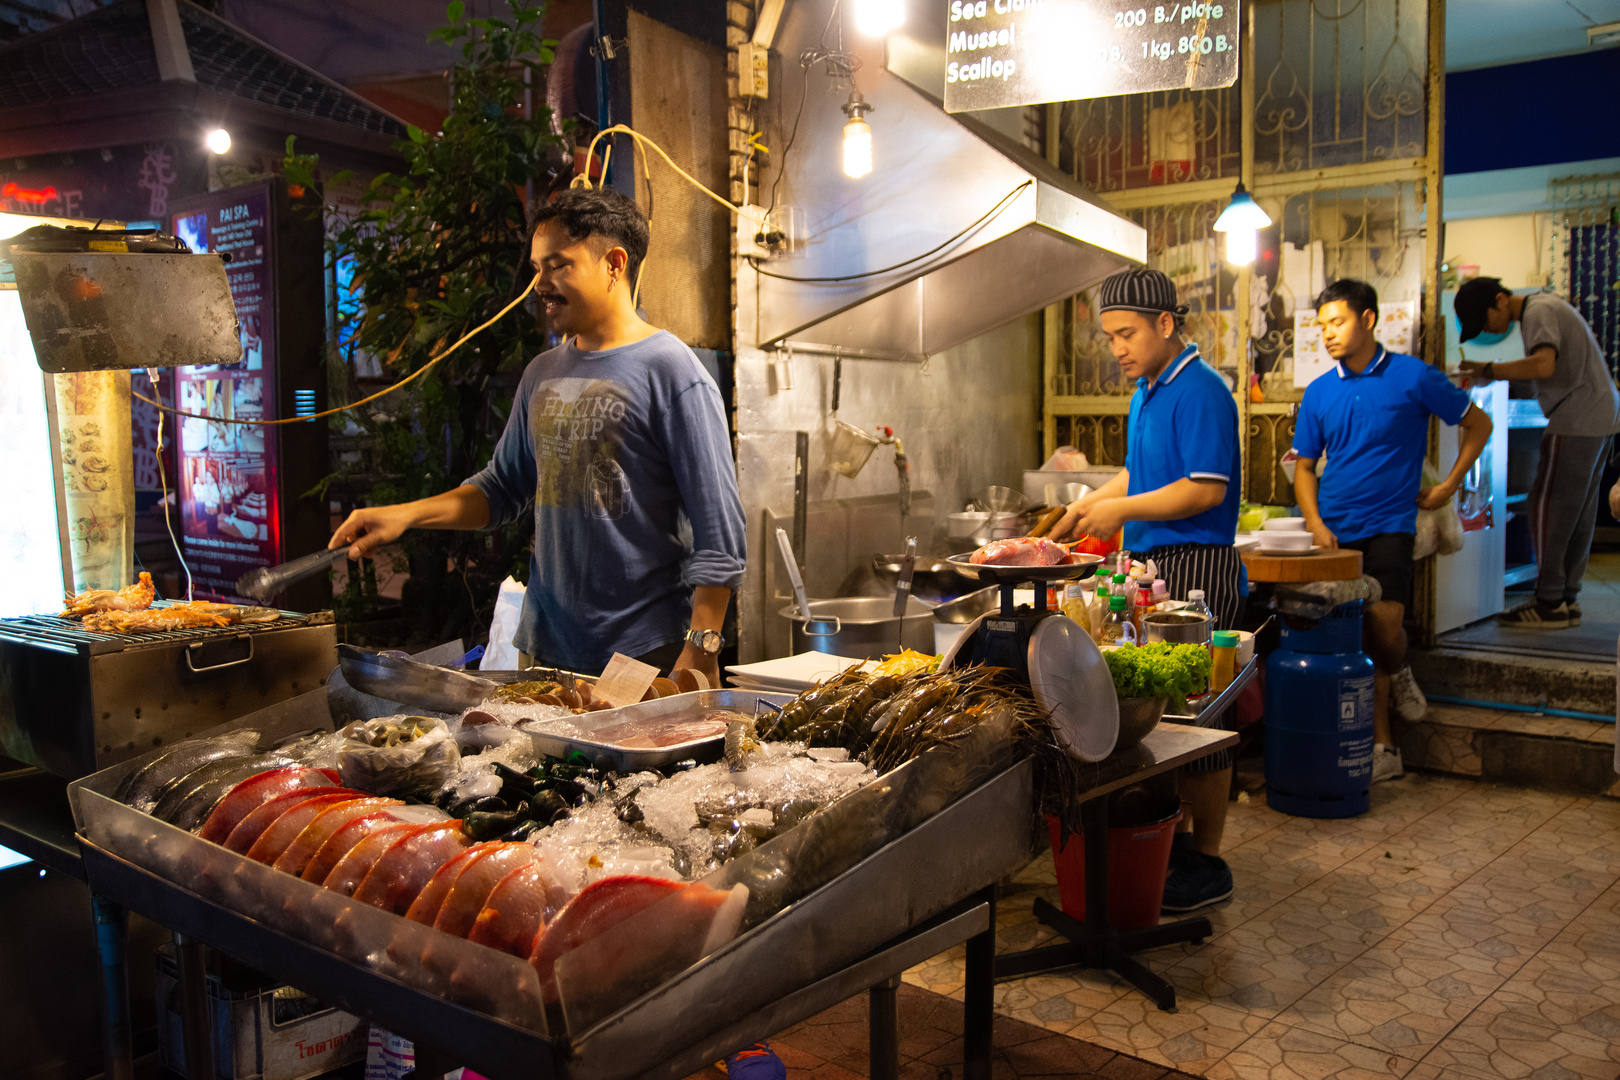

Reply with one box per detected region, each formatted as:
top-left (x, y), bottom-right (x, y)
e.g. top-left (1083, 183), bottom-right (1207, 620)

top-left (1264, 600), bottom-right (1375, 818)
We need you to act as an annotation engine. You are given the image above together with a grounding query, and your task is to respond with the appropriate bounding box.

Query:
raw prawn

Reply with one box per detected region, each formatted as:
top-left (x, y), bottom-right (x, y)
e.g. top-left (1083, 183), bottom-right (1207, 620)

top-left (63, 572), bottom-right (155, 616)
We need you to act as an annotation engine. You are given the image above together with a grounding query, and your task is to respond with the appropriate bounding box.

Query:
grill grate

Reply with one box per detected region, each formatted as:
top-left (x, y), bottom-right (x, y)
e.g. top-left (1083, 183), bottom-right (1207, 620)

top-left (0, 603), bottom-right (331, 652)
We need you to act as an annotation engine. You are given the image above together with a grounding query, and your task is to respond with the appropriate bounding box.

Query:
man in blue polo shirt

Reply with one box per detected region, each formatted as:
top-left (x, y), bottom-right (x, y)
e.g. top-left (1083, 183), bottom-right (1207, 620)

top-left (1294, 279), bottom-right (1492, 783)
top-left (1053, 267), bottom-right (1242, 913)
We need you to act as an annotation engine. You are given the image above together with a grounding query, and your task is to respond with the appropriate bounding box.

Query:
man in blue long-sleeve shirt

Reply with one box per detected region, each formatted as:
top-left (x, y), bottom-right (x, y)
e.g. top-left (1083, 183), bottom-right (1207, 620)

top-left (330, 188), bottom-right (747, 685)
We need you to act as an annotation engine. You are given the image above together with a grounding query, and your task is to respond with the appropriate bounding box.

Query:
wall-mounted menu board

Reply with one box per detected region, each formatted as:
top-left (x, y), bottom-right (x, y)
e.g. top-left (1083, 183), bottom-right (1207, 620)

top-left (942, 0), bottom-right (1240, 113)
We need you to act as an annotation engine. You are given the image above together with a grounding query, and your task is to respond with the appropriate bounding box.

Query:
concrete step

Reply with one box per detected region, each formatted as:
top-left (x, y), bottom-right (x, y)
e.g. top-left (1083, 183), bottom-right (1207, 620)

top-left (1394, 702), bottom-right (1619, 798)
top-left (1409, 646), bottom-right (1615, 717)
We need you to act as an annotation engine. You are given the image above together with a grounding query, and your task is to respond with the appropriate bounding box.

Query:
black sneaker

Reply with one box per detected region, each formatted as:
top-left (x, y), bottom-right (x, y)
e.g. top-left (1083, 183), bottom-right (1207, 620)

top-left (1496, 600), bottom-right (1569, 629)
top-left (1566, 600), bottom-right (1582, 627)
top-left (1161, 849), bottom-right (1233, 912)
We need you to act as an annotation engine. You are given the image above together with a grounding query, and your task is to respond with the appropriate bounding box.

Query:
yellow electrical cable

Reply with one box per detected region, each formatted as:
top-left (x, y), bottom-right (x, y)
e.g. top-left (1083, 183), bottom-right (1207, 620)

top-left (130, 274), bottom-right (538, 426)
top-left (132, 124), bottom-right (734, 427)
top-left (573, 124), bottom-right (744, 215)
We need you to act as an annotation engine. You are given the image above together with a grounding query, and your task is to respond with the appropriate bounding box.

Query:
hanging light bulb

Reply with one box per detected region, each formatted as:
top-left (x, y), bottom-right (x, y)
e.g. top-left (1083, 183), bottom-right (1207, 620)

top-left (853, 0), bottom-right (905, 36)
top-left (1212, 181), bottom-right (1272, 266)
top-left (842, 91), bottom-right (874, 179)
top-left (205, 127), bottom-right (232, 155)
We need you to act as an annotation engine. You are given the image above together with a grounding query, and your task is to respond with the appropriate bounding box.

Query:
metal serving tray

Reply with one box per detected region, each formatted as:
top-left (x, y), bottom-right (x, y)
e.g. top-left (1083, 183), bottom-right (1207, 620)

top-left (337, 644), bottom-right (591, 713)
top-left (518, 690), bottom-right (796, 772)
top-left (69, 683), bottom-right (1042, 1079)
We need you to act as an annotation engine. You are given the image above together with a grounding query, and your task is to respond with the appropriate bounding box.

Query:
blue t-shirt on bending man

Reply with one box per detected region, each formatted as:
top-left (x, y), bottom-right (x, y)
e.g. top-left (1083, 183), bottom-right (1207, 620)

top-left (465, 331), bottom-right (747, 672)
top-left (1292, 346), bottom-right (1472, 541)
top-left (1123, 345), bottom-right (1242, 552)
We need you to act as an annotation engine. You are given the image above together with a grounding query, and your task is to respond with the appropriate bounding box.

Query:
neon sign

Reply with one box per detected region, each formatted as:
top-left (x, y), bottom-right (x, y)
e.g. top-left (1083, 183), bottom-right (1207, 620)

top-left (0, 182), bottom-right (59, 204)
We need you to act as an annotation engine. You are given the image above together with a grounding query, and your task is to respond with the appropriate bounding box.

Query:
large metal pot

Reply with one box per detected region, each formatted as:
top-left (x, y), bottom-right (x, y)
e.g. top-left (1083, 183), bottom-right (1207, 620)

top-left (780, 597), bottom-right (935, 659)
top-left (1140, 611), bottom-right (1213, 645)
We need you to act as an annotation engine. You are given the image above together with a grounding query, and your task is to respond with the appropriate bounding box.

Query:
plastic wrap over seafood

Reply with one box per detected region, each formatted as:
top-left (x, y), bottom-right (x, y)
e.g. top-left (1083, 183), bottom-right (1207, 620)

top-left (337, 716), bottom-right (460, 798)
top-left (244, 792), bottom-right (371, 863)
top-left (352, 822), bottom-right (470, 914)
top-left (403, 843), bottom-right (493, 926)
top-left (272, 799), bottom-right (403, 877)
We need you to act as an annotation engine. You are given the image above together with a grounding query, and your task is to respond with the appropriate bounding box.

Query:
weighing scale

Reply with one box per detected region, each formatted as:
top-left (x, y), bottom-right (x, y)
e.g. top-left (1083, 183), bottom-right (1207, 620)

top-left (941, 553), bottom-right (1119, 762)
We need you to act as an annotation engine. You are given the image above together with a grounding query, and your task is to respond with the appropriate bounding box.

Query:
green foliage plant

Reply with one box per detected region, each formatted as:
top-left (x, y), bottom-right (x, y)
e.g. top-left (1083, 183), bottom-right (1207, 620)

top-left (287, 0), bottom-right (564, 644)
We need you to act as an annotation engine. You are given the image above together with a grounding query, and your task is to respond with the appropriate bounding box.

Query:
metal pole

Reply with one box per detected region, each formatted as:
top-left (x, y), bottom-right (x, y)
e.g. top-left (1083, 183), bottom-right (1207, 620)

top-left (92, 895), bottom-right (135, 1080)
top-left (173, 931), bottom-right (215, 1080)
top-left (1235, 0), bottom-right (1256, 504)
top-left (961, 886), bottom-right (996, 1080)
top-left (868, 974), bottom-right (901, 1080)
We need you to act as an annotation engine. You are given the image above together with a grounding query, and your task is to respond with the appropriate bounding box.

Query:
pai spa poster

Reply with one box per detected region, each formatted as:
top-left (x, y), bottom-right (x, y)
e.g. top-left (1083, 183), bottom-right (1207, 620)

top-left (171, 186), bottom-right (281, 597)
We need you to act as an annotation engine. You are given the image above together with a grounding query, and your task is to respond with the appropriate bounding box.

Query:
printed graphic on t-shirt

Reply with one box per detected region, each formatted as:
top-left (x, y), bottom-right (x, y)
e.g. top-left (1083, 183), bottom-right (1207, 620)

top-left (529, 376), bottom-right (632, 520)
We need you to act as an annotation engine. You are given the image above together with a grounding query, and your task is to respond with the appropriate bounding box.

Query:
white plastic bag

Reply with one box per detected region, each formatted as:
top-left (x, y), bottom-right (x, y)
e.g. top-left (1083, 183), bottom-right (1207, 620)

top-left (479, 576), bottom-right (526, 671)
top-left (337, 715), bottom-right (460, 797)
top-left (1414, 462), bottom-right (1465, 559)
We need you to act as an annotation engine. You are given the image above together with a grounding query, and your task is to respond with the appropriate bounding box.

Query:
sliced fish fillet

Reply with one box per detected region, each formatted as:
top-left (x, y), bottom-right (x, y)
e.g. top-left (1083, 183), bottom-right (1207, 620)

top-left (466, 862), bottom-right (561, 958)
top-left (271, 799), bottom-right (404, 878)
top-left (321, 823), bottom-right (423, 896)
top-left (404, 843), bottom-right (496, 926)
top-left (303, 813), bottom-right (406, 885)
top-left (198, 767), bottom-right (340, 844)
top-left (225, 787), bottom-right (359, 854)
top-left (529, 875), bottom-right (684, 1001)
top-left (352, 822), bottom-right (470, 914)
top-left (433, 844), bottom-right (540, 939)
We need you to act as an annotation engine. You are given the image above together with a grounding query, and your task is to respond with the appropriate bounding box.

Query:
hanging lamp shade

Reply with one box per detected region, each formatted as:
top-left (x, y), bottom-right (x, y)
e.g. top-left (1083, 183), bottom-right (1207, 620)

top-left (1212, 182), bottom-right (1272, 232)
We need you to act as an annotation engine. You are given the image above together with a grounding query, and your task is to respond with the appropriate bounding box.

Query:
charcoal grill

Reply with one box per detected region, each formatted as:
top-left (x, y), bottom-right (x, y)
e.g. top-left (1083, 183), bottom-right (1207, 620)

top-left (0, 603), bottom-right (336, 778)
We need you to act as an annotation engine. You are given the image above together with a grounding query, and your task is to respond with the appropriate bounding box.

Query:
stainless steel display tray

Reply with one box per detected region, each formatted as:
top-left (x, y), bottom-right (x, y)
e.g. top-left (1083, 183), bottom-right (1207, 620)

top-left (337, 643), bottom-right (587, 713)
top-left (518, 690), bottom-right (796, 772)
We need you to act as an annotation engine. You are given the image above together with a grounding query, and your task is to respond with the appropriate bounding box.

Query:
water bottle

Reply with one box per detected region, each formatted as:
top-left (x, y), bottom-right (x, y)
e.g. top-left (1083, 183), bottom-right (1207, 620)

top-left (1185, 589), bottom-right (1215, 646)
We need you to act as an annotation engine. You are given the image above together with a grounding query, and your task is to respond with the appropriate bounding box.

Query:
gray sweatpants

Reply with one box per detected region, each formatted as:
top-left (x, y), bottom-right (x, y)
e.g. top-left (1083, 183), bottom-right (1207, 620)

top-left (1530, 432), bottom-right (1612, 605)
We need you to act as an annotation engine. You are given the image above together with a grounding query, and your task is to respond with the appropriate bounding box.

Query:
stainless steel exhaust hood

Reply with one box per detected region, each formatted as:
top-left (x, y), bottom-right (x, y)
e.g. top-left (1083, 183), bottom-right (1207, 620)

top-left (751, 43), bottom-right (1146, 359)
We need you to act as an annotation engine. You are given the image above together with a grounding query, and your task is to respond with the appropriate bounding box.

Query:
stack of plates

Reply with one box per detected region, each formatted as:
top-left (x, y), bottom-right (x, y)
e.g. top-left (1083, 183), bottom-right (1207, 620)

top-left (724, 651), bottom-right (874, 693)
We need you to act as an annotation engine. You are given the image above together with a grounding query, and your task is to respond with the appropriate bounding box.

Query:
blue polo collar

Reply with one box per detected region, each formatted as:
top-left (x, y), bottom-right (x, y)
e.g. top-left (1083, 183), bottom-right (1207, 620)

top-left (1138, 344), bottom-right (1201, 391)
top-left (1336, 345), bottom-right (1389, 379)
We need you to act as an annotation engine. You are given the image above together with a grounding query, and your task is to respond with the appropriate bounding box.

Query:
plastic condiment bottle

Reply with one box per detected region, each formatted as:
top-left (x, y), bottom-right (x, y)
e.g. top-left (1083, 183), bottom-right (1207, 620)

top-left (1097, 594), bottom-right (1134, 646)
top-left (1185, 589), bottom-right (1215, 646)
top-left (1060, 581), bottom-right (1088, 624)
top-left (1114, 572), bottom-right (1133, 605)
top-left (1133, 591), bottom-right (1155, 637)
top-left (1152, 578), bottom-right (1169, 603)
top-left (1211, 630), bottom-right (1238, 692)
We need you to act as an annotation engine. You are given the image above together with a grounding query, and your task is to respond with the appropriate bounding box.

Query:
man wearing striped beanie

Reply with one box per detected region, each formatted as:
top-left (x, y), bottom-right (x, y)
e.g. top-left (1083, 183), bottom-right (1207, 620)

top-left (1052, 266), bottom-right (1243, 914)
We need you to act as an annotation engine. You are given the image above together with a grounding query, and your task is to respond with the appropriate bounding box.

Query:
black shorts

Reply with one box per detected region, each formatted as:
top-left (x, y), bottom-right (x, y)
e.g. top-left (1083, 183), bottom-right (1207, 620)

top-left (1338, 532), bottom-right (1415, 609)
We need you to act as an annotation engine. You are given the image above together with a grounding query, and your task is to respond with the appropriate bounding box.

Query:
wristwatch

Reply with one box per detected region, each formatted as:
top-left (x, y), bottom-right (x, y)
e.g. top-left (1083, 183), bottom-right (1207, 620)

top-left (685, 629), bottom-right (723, 655)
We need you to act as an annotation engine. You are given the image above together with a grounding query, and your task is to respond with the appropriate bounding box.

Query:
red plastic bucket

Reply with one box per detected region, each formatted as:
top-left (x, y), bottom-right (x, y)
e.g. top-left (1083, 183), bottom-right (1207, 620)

top-left (1046, 805), bottom-right (1182, 932)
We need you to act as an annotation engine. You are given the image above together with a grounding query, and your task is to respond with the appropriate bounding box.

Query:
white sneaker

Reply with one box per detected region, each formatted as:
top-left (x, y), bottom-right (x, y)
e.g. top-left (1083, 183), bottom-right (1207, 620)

top-left (1389, 665), bottom-right (1428, 721)
top-left (1372, 743), bottom-right (1405, 783)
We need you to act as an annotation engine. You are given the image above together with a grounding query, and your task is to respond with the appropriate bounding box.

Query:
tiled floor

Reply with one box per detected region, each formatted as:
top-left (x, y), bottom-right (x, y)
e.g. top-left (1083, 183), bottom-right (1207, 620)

top-left (903, 774), bottom-right (1620, 1080)
top-left (686, 983), bottom-right (1204, 1080)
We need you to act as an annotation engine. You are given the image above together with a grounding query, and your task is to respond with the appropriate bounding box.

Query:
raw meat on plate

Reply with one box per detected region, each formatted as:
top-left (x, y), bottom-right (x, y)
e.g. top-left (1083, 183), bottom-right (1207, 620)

top-left (968, 537), bottom-right (1076, 566)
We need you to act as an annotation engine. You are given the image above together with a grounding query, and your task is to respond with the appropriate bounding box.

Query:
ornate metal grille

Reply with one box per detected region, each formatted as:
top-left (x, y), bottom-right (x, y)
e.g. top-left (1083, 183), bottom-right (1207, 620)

top-left (1548, 173), bottom-right (1620, 377)
top-left (1252, 0), bottom-right (1427, 174)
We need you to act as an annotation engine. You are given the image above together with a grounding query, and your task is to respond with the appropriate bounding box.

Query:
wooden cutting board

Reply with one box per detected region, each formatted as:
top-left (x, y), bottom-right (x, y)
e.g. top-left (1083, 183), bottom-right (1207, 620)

top-left (1241, 547), bottom-right (1363, 583)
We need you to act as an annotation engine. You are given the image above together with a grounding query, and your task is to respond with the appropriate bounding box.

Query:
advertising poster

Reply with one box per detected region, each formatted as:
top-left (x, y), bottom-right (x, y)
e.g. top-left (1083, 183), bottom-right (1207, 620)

top-left (172, 189), bottom-right (280, 598)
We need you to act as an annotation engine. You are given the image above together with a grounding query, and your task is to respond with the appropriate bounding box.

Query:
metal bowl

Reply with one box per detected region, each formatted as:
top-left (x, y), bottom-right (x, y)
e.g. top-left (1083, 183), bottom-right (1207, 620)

top-left (1114, 696), bottom-right (1169, 752)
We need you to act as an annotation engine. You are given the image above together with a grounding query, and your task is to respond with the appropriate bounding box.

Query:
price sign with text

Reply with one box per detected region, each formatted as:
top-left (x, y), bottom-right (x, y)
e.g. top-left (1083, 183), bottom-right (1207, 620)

top-left (942, 0), bottom-right (1240, 113)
